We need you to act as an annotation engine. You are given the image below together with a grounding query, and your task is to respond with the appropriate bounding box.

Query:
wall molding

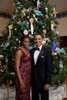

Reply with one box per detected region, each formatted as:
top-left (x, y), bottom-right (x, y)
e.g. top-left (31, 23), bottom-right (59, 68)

top-left (0, 10), bottom-right (67, 19)
top-left (0, 11), bottom-right (11, 18)
top-left (57, 10), bottom-right (67, 18)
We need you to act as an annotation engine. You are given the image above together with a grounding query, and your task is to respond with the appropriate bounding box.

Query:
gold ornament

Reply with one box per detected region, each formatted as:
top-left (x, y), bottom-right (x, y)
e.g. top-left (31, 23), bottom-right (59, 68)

top-left (53, 10), bottom-right (58, 14)
top-left (27, 21), bottom-right (29, 25)
top-left (8, 24), bottom-right (13, 30)
top-left (43, 29), bottom-right (46, 34)
top-left (54, 23), bottom-right (58, 26)
top-left (21, 8), bottom-right (26, 14)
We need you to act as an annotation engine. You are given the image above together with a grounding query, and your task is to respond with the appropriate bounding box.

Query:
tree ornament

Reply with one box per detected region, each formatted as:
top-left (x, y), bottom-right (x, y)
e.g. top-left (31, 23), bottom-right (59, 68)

top-left (42, 40), bottom-right (46, 45)
top-left (50, 14), bottom-right (53, 17)
top-left (0, 69), bottom-right (4, 72)
top-left (13, 15), bottom-right (16, 20)
top-left (29, 8), bottom-right (33, 13)
top-left (16, 9), bottom-right (19, 14)
top-left (59, 58), bottom-right (63, 72)
top-left (30, 18), bottom-right (34, 23)
top-left (53, 8), bottom-right (58, 17)
top-left (45, 15), bottom-right (49, 20)
top-left (45, 7), bottom-right (48, 13)
top-left (33, 14), bottom-right (38, 22)
top-left (0, 42), bottom-right (4, 47)
top-left (37, 0), bottom-right (41, 10)
top-left (8, 24), bottom-right (13, 30)
top-left (17, 21), bottom-right (21, 25)
top-left (15, 28), bottom-right (17, 30)
top-left (18, 7), bottom-right (21, 9)
top-left (26, 21), bottom-right (30, 27)
top-left (16, 38), bottom-right (19, 41)
top-left (25, 0), bottom-right (29, 3)
top-left (43, 38), bottom-right (51, 45)
top-left (29, 30), bottom-right (31, 32)
top-left (42, 26), bottom-right (45, 28)
top-left (14, 47), bottom-right (17, 49)
top-left (8, 24), bottom-right (13, 39)
top-left (52, 51), bottom-right (57, 55)
top-left (27, 16), bottom-right (29, 19)
top-left (51, 40), bottom-right (57, 51)
top-left (56, 48), bottom-right (66, 55)
top-left (5, 58), bottom-right (8, 63)
top-left (55, 30), bottom-right (59, 35)
top-left (29, 34), bottom-right (33, 38)
top-left (0, 55), bottom-right (3, 58)
top-left (19, 41), bottom-right (21, 44)
top-left (20, 5), bottom-right (23, 8)
top-left (23, 29), bottom-right (28, 35)
top-left (54, 23), bottom-right (58, 27)
top-left (43, 29), bottom-right (46, 34)
top-left (30, 18), bottom-right (34, 34)
top-left (51, 21), bottom-right (54, 31)
top-left (36, 10), bottom-right (43, 16)
top-left (3, 42), bottom-right (9, 50)
top-left (21, 8), bottom-right (26, 14)
top-left (56, 50), bottom-right (60, 54)
top-left (28, 46), bottom-right (33, 50)
top-left (8, 30), bottom-right (12, 40)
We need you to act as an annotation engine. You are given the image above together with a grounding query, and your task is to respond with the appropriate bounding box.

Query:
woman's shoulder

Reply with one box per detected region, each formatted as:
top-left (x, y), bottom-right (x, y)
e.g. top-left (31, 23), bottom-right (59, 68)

top-left (18, 47), bottom-right (23, 51)
top-left (16, 48), bottom-right (23, 55)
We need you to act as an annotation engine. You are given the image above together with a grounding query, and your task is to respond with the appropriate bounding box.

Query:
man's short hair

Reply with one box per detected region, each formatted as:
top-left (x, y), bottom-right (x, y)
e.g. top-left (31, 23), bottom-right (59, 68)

top-left (34, 34), bottom-right (43, 39)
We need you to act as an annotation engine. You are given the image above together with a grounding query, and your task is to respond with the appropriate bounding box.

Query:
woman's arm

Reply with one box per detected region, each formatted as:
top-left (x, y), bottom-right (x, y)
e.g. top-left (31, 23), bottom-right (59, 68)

top-left (15, 50), bottom-right (25, 91)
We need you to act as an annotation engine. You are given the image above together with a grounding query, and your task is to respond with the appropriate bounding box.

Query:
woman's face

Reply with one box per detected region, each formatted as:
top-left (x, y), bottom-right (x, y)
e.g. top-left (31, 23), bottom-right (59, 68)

top-left (22, 38), bottom-right (30, 48)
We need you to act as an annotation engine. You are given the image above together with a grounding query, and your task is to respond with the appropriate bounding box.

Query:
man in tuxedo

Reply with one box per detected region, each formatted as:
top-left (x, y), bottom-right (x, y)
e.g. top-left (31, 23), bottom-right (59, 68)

top-left (31, 34), bottom-right (52, 100)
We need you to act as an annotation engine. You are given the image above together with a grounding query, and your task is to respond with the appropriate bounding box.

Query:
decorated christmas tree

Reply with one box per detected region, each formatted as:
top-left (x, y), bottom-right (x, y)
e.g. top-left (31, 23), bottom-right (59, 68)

top-left (0, 0), bottom-right (67, 86)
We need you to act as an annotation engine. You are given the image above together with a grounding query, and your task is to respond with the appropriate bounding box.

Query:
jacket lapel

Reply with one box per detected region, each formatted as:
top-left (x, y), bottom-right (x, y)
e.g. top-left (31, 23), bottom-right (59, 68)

top-left (32, 49), bottom-right (35, 66)
top-left (36, 46), bottom-right (45, 65)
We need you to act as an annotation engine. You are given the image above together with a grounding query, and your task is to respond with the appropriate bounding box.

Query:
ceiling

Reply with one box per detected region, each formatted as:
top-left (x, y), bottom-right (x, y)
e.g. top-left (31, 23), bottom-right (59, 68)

top-left (0, 0), bottom-right (67, 14)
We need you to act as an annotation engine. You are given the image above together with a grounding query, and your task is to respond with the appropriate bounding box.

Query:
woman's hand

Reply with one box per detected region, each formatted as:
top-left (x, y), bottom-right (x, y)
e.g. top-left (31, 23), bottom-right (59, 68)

top-left (20, 82), bottom-right (26, 92)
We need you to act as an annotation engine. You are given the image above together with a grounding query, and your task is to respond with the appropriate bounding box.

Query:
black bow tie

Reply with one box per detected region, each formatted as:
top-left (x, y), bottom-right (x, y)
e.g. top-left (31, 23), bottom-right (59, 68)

top-left (35, 48), bottom-right (40, 51)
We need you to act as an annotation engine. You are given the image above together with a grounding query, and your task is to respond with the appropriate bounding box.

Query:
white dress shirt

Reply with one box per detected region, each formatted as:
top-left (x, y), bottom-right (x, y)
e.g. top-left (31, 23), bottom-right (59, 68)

top-left (34, 45), bottom-right (42, 65)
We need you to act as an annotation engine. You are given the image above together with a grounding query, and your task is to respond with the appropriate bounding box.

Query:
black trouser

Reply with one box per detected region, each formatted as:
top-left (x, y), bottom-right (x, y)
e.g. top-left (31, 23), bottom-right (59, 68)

top-left (32, 87), bottom-right (49, 100)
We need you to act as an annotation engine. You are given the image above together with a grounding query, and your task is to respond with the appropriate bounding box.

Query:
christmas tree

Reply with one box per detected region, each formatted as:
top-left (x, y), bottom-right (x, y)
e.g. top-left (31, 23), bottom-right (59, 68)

top-left (0, 0), bottom-right (67, 86)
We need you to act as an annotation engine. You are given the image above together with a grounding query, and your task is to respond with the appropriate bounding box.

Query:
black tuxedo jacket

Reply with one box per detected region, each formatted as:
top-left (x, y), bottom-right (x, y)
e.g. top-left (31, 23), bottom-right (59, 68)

top-left (30, 46), bottom-right (52, 89)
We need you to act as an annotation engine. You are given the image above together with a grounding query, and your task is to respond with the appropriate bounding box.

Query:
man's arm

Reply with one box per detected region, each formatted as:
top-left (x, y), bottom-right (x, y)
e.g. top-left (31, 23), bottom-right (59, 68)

top-left (44, 49), bottom-right (52, 90)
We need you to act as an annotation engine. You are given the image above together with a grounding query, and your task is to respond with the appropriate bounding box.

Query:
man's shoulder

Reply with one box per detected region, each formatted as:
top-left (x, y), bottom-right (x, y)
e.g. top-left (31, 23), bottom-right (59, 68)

top-left (30, 48), bottom-right (35, 53)
top-left (42, 46), bottom-right (51, 52)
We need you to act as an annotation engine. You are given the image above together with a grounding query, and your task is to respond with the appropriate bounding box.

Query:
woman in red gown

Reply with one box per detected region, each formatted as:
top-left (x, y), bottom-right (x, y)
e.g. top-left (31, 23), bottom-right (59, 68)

top-left (15, 35), bottom-right (31, 100)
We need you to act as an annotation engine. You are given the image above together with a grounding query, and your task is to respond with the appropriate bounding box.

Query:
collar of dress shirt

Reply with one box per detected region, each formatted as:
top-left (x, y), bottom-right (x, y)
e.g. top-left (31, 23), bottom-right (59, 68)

top-left (36, 45), bottom-right (42, 51)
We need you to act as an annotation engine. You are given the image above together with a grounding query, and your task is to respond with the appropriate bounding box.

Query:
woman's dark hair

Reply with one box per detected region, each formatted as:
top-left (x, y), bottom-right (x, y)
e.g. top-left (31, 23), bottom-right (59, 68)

top-left (21, 35), bottom-right (30, 45)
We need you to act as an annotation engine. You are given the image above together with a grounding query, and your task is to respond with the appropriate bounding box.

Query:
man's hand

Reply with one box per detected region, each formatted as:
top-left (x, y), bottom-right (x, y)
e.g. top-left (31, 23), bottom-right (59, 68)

top-left (43, 84), bottom-right (50, 90)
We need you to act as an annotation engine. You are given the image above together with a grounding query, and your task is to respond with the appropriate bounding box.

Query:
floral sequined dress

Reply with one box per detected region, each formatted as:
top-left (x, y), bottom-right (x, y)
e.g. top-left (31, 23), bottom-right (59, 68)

top-left (15, 48), bottom-right (31, 100)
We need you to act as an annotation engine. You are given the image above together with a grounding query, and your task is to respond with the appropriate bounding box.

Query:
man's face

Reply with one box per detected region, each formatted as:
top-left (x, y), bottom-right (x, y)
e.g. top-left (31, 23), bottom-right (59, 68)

top-left (34, 35), bottom-right (43, 48)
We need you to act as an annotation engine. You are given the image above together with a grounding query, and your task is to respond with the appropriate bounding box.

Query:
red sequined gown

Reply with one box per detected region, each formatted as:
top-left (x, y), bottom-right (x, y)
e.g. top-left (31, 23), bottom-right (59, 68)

top-left (15, 49), bottom-right (31, 100)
